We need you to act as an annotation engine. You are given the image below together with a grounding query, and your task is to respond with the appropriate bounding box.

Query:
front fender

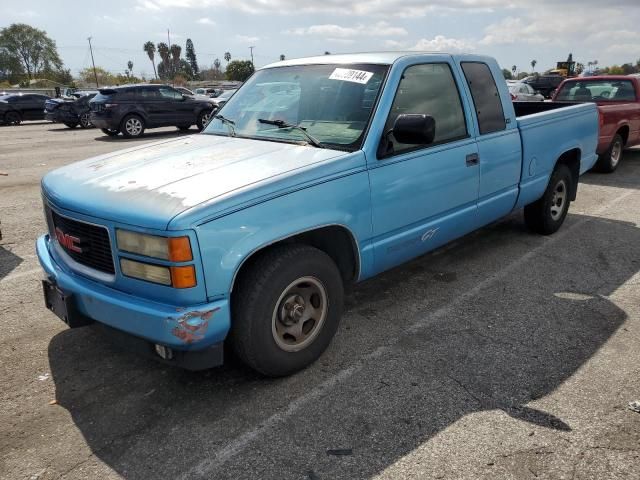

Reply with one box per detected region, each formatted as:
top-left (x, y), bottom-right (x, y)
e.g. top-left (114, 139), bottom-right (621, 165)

top-left (195, 171), bottom-right (372, 298)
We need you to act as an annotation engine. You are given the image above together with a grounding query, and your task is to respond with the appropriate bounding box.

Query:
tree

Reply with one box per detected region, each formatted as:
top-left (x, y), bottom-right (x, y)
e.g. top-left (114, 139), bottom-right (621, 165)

top-left (127, 60), bottom-right (133, 78)
top-left (185, 39), bottom-right (199, 79)
top-left (79, 66), bottom-right (116, 87)
top-left (0, 47), bottom-right (24, 83)
top-left (224, 51), bottom-right (231, 63)
top-left (531, 59), bottom-right (537, 72)
top-left (0, 23), bottom-right (63, 79)
top-left (157, 59), bottom-right (193, 80)
top-left (280, 54), bottom-right (285, 61)
top-left (511, 65), bottom-right (517, 76)
top-left (157, 42), bottom-right (170, 67)
top-left (144, 41), bottom-right (157, 79)
top-left (575, 63), bottom-right (585, 75)
top-left (225, 59), bottom-right (254, 81)
top-left (324, 51), bottom-right (331, 55)
top-left (213, 58), bottom-right (221, 72)
top-left (502, 68), bottom-right (513, 80)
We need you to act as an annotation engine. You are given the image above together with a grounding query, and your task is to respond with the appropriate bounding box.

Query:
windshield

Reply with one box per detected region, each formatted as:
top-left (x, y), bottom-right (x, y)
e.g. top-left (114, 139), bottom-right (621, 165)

top-left (556, 80), bottom-right (637, 102)
top-left (218, 89), bottom-right (236, 100)
top-left (204, 63), bottom-right (389, 150)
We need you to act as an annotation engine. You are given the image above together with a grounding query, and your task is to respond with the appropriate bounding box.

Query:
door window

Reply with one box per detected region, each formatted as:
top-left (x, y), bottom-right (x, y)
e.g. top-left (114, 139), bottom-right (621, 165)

top-left (461, 62), bottom-right (506, 135)
top-left (381, 63), bottom-right (468, 158)
top-left (158, 88), bottom-right (183, 100)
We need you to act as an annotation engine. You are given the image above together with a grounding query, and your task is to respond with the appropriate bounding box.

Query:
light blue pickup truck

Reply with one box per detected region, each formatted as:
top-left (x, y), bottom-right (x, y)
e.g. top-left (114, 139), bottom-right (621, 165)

top-left (37, 53), bottom-right (599, 376)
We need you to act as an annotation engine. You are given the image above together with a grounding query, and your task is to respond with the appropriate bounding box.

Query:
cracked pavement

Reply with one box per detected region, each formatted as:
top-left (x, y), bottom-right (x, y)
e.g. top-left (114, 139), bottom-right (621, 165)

top-left (1, 122), bottom-right (639, 479)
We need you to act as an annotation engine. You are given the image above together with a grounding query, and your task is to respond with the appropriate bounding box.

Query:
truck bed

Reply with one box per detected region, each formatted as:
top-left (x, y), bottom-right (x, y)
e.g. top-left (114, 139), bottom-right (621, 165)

top-left (513, 101), bottom-right (599, 209)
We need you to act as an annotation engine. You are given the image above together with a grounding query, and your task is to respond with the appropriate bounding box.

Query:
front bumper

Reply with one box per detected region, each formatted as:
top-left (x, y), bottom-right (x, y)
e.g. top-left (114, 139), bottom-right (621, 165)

top-left (36, 234), bottom-right (230, 370)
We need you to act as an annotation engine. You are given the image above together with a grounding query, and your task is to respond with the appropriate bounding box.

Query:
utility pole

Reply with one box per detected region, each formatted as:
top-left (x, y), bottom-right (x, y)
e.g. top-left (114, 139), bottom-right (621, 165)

top-left (87, 36), bottom-right (99, 88)
top-left (249, 46), bottom-right (255, 67)
top-left (167, 28), bottom-right (173, 86)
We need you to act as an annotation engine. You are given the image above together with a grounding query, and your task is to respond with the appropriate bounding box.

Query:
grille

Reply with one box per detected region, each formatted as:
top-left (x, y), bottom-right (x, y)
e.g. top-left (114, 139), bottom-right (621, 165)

top-left (49, 208), bottom-right (115, 275)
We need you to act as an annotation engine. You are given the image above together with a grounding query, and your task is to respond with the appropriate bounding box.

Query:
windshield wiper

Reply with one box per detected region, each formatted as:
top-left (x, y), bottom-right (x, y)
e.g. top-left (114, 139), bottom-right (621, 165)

top-left (257, 118), bottom-right (325, 148)
top-left (214, 114), bottom-right (236, 136)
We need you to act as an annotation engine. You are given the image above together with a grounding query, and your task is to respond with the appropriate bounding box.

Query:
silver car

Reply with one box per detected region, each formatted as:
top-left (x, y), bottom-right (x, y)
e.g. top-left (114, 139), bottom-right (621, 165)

top-left (509, 82), bottom-right (544, 102)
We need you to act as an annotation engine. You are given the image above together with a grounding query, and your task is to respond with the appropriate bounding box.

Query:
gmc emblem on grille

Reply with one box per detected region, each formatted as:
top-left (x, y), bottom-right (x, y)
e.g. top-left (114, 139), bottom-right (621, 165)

top-left (55, 227), bottom-right (85, 253)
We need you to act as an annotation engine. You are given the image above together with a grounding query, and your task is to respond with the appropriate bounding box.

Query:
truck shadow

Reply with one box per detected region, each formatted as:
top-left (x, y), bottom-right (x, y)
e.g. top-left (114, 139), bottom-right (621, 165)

top-left (0, 246), bottom-right (22, 281)
top-left (46, 212), bottom-right (639, 479)
top-left (580, 147), bottom-right (640, 189)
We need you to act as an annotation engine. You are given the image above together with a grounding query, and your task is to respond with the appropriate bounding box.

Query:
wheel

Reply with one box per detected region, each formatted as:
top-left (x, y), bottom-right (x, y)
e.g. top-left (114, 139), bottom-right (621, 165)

top-left (231, 244), bottom-right (344, 377)
top-left (177, 125), bottom-right (191, 131)
top-left (79, 112), bottom-right (92, 128)
top-left (593, 134), bottom-right (623, 173)
top-left (524, 164), bottom-right (572, 235)
top-left (101, 128), bottom-right (119, 137)
top-left (196, 109), bottom-right (213, 131)
top-left (4, 111), bottom-right (21, 125)
top-left (121, 114), bottom-right (145, 138)
top-left (64, 122), bottom-right (78, 129)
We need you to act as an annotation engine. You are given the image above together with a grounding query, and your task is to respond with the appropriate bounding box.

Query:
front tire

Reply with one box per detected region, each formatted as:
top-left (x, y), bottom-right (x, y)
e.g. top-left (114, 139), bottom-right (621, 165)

top-left (121, 114), bottom-right (145, 138)
top-left (4, 111), bottom-right (21, 125)
top-left (64, 122), bottom-right (78, 129)
top-left (524, 164), bottom-right (572, 235)
top-left (231, 244), bottom-right (344, 377)
top-left (101, 128), bottom-right (119, 137)
top-left (196, 109), bottom-right (213, 131)
top-left (594, 134), bottom-right (623, 173)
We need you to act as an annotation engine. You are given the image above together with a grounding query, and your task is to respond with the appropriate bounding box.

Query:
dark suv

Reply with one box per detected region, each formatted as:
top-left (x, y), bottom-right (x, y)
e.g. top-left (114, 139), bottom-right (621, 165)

top-left (523, 75), bottom-right (565, 98)
top-left (89, 84), bottom-right (216, 138)
top-left (44, 91), bottom-right (97, 129)
top-left (1, 94), bottom-right (50, 125)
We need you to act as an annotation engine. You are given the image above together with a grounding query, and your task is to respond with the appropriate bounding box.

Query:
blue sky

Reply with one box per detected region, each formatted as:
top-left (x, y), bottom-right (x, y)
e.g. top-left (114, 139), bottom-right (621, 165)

top-left (3, 0), bottom-right (640, 78)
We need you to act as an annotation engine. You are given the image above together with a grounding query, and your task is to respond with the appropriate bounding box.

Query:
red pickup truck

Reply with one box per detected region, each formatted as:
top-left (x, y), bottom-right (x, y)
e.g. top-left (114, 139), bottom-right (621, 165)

top-left (553, 75), bottom-right (640, 172)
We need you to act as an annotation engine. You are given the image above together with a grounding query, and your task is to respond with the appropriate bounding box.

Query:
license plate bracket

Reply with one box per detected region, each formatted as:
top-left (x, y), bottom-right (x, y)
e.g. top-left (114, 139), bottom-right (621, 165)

top-left (42, 280), bottom-right (93, 328)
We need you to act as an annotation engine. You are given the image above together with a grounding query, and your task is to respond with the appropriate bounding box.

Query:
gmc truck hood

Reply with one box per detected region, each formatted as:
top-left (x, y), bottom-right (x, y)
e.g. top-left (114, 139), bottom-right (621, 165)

top-left (42, 134), bottom-right (350, 230)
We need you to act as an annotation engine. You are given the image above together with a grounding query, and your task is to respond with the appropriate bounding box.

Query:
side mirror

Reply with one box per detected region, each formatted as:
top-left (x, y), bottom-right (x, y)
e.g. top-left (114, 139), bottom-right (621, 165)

top-left (393, 114), bottom-right (436, 145)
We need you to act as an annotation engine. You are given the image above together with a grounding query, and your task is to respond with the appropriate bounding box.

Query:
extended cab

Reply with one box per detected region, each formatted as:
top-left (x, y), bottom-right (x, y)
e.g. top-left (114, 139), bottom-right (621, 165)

top-left (37, 53), bottom-right (599, 376)
top-left (553, 75), bottom-right (640, 172)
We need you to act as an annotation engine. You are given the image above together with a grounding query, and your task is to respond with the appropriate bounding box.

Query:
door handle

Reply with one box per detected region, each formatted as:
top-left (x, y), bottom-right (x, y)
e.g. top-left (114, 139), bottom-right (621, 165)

top-left (466, 153), bottom-right (479, 167)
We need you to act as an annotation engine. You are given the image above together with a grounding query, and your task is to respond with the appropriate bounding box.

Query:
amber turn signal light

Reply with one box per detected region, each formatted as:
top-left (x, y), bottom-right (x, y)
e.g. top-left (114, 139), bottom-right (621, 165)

top-left (168, 237), bottom-right (193, 262)
top-left (170, 265), bottom-right (197, 289)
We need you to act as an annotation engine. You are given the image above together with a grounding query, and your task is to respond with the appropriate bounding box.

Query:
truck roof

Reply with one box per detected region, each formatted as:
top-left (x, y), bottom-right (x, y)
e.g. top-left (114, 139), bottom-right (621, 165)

top-left (262, 51), bottom-right (490, 69)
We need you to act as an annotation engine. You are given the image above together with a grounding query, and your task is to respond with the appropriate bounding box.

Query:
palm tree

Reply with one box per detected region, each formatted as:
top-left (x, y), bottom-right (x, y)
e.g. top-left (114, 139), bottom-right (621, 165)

top-left (280, 54), bottom-right (285, 61)
top-left (511, 65), bottom-right (517, 76)
top-left (224, 51), bottom-right (231, 63)
top-left (127, 60), bottom-right (133, 78)
top-left (143, 41), bottom-right (157, 79)
top-left (531, 59), bottom-right (537, 72)
top-left (157, 42), bottom-right (170, 65)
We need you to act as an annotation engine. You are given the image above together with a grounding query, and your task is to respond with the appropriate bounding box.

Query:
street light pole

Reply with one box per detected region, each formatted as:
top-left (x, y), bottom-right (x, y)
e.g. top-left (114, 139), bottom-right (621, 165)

top-left (87, 36), bottom-right (99, 88)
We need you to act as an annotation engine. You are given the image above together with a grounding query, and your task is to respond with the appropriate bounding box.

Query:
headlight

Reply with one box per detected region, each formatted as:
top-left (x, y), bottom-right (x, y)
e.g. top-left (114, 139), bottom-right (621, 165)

top-left (120, 259), bottom-right (197, 288)
top-left (116, 229), bottom-right (192, 262)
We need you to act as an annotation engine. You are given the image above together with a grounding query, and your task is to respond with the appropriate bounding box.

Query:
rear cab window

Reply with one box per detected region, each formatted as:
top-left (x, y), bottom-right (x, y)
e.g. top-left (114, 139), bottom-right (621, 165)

top-left (556, 80), bottom-right (637, 102)
top-left (461, 62), bottom-right (506, 135)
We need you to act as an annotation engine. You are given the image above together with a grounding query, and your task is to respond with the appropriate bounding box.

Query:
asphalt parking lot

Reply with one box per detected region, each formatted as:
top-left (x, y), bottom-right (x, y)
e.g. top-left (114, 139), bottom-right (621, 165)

top-left (1, 121), bottom-right (639, 480)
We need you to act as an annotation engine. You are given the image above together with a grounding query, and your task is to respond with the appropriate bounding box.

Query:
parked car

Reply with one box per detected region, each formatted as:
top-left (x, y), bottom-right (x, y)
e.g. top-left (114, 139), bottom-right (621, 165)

top-left (0, 93), bottom-right (50, 125)
top-left (44, 91), bottom-right (97, 128)
top-left (89, 84), bottom-right (216, 138)
top-left (37, 52), bottom-right (598, 376)
top-left (524, 74), bottom-right (565, 98)
top-left (210, 88), bottom-right (237, 111)
top-left (195, 87), bottom-right (222, 97)
top-left (508, 82), bottom-right (544, 102)
top-left (552, 75), bottom-right (640, 172)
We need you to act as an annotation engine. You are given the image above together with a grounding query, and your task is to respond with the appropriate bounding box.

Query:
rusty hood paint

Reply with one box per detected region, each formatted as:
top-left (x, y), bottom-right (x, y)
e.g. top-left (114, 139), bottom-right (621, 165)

top-left (41, 134), bottom-right (349, 230)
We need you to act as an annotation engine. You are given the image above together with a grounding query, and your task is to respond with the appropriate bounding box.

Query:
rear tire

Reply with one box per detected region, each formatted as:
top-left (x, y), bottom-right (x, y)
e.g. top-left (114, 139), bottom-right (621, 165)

top-left (524, 164), bottom-right (572, 235)
top-left (177, 125), bottom-right (191, 131)
top-left (101, 128), bottom-right (119, 137)
top-left (79, 112), bottom-right (92, 129)
top-left (231, 244), bottom-right (344, 377)
top-left (4, 111), bottom-right (21, 125)
top-left (196, 109), bottom-right (213, 131)
top-left (593, 134), bottom-right (623, 173)
top-left (121, 114), bottom-right (145, 138)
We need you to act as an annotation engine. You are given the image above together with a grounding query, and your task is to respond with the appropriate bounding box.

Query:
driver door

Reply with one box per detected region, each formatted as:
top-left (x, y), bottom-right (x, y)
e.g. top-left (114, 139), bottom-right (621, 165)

top-left (368, 62), bottom-right (480, 274)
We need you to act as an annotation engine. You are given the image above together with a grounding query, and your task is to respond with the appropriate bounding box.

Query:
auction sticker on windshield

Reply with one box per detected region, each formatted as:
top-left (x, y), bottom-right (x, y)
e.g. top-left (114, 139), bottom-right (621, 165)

top-left (329, 68), bottom-right (374, 84)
